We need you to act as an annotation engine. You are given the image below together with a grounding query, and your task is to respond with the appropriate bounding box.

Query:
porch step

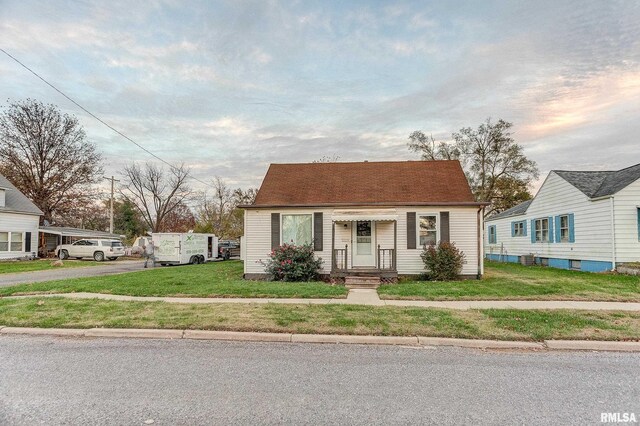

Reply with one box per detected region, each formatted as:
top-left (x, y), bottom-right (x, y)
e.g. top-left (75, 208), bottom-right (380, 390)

top-left (345, 276), bottom-right (381, 289)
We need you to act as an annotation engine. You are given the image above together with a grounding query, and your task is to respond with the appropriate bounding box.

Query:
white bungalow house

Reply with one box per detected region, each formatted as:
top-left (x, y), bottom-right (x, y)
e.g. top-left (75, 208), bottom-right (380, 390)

top-left (485, 162), bottom-right (640, 272)
top-left (241, 160), bottom-right (486, 280)
top-left (0, 173), bottom-right (42, 260)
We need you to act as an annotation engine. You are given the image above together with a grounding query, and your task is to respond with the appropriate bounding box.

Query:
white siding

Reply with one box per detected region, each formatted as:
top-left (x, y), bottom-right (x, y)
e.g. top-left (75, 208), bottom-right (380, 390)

top-left (0, 211), bottom-right (40, 260)
top-left (485, 172), bottom-right (613, 263)
top-left (244, 206), bottom-right (481, 276)
top-left (395, 207), bottom-right (480, 275)
top-left (613, 179), bottom-right (640, 263)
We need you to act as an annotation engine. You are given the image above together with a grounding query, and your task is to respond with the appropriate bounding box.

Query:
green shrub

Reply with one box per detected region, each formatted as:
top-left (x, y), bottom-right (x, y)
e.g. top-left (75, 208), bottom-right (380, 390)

top-left (420, 241), bottom-right (466, 281)
top-left (263, 243), bottom-right (323, 282)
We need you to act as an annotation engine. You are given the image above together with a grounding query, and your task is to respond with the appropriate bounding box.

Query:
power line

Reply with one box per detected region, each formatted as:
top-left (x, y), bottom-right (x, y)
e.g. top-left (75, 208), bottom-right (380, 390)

top-left (0, 48), bottom-right (211, 188)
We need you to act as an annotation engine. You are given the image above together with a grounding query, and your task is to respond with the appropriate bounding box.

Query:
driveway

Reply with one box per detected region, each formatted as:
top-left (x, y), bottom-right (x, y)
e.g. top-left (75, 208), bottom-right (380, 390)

top-left (0, 336), bottom-right (637, 425)
top-left (0, 260), bottom-right (146, 287)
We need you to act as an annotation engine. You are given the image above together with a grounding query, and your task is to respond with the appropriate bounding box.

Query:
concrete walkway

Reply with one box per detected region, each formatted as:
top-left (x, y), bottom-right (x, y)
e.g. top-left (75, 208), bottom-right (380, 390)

top-left (4, 289), bottom-right (640, 311)
top-left (0, 261), bottom-right (147, 287)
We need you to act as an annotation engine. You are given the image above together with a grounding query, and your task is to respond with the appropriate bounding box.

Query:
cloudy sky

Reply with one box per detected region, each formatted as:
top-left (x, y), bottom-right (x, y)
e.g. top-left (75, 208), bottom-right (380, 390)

top-left (1, 0), bottom-right (639, 193)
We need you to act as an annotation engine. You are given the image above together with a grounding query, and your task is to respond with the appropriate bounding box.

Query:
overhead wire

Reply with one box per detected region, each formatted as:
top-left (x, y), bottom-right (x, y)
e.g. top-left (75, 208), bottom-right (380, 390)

top-left (0, 48), bottom-right (211, 188)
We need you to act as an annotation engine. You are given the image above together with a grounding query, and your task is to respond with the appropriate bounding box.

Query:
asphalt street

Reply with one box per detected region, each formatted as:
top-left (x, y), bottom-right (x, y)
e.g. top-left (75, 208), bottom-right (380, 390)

top-left (0, 336), bottom-right (638, 425)
top-left (0, 260), bottom-right (148, 287)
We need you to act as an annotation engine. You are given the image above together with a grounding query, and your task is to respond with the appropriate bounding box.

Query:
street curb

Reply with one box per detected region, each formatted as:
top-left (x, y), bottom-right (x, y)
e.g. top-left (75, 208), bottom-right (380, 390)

top-left (1, 326), bottom-right (639, 351)
top-left (418, 337), bottom-right (544, 349)
top-left (84, 328), bottom-right (184, 339)
top-left (184, 330), bottom-right (292, 342)
top-left (292, 334), bottom-right (418, 345)
top-left (0, 326), bottom-right (85, 337)
top-left (544, 340), bottom-right (640, 352)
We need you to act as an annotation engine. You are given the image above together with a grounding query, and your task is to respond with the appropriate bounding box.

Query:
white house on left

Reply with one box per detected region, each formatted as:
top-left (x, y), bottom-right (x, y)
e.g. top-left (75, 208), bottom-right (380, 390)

top-left (0, 173), bottom-right (42, 260)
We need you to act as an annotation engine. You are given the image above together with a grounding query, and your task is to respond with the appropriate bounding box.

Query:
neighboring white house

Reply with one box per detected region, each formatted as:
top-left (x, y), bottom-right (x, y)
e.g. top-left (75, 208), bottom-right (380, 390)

top-left (241, 160), bottom-right (486, 279)
top-left (0, 173), bottom-right (42, 260)
top-left (485, 163), bottom-right (640, 272)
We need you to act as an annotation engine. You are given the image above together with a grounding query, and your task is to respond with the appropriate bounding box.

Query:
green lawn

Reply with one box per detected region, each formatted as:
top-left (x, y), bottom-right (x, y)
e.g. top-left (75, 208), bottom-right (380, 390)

top-left (0, 297), bottom-right (638, 341)
top-left (0, 261), bottom-right (348, 299)
top-left (378, 261), bottom-right (640, 302)
top-left (0, 259), bottom-right (101, 274)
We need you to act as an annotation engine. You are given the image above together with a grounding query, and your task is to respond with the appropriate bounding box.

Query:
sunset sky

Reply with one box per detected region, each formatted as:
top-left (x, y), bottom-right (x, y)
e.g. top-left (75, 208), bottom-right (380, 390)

top-left (1, 0), bottom-right (639, 193)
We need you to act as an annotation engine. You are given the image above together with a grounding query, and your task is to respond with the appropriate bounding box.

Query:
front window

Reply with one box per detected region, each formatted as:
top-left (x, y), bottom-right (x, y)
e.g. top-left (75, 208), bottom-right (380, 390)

top-left (0, 232), bottom-right (8, 251)
top-left (10, 232), bottom-right (22, 251)
top-left (282, 214), bottom-right (312, 246)
top-left (535, 218), bottom-right (549, 242)
top-left (559, 215), bottom-right (569, 242)
top-left (73, 240), bottom-right (86, 246)
top-left (419, 215), bottom-right (438, 247)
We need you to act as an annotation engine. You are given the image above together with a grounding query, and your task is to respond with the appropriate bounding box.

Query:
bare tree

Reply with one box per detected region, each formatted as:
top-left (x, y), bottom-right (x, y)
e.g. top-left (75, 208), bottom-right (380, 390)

top-left (196, 177), bottom-right (257, 239)
top-left (0, 99), bottom-right (103, 224)
top-left (119, 162), bottom-right (192, 232)
top-left (313, 155), bottom-right (341, 163)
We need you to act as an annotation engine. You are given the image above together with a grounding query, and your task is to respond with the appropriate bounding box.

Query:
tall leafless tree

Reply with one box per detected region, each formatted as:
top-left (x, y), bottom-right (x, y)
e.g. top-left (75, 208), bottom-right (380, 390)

top-left (0, 99), bottom-right (103, 224)
top-left (119, 162), bottom-right (192, 232)
top-left (196, 177), bottom-right (257, 239)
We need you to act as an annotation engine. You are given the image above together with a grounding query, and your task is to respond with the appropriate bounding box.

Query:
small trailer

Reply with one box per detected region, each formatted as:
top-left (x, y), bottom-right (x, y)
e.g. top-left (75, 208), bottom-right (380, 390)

top-left (152, 233), bottom-right (218, 266)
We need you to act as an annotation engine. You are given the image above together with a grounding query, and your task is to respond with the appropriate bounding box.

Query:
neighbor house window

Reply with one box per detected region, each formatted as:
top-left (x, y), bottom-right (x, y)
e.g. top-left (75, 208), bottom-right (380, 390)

top-left (281, 214), bottom-right (312, 246)
top-left (559, 215), bottom-right (569, 242)
top-left (419, 215), bottom-right (438, 246)
top-left (0, 232), bottom-right (8, 251)
top-left (10, 232), bottom-right (23, 251)
top-left (513, 221), bottom-right (525, 237)
top-left (535, 218), bottom-right (549, 242)
top-left (488, 225), bottom-right (497, 244)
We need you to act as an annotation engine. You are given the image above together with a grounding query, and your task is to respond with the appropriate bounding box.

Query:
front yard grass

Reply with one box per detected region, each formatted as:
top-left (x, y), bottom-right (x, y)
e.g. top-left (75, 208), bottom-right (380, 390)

top-left (0, 297), bottom-right (638, 341)
top-left (378, 261), bottom-right (640, 302)
top-left (0, 261), bottom-right (348, 299)
top-left (0, 259), bottom-right (101, 274)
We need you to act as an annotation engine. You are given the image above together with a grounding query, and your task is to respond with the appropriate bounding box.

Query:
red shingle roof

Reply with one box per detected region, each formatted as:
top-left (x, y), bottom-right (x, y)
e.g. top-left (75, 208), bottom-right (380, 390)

top-left (250, 160), bottom-right (478, 207)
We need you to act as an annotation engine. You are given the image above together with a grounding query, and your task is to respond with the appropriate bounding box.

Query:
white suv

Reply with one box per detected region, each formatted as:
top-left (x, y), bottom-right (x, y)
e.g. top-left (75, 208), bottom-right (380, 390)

top-left (56, 239), bottom-right (125, 261)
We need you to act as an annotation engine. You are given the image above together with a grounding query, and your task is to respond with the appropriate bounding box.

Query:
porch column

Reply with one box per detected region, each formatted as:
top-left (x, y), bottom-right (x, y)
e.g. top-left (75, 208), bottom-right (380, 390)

top-left (331, 221), bottom-right (335, 273)
top-left (393, 220), bottom-right (397, 270)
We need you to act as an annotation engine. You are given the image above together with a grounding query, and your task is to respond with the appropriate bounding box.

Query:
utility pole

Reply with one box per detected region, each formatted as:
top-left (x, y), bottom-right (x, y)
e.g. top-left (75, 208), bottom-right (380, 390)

top-left (104, 176), bottom-right (120, 234)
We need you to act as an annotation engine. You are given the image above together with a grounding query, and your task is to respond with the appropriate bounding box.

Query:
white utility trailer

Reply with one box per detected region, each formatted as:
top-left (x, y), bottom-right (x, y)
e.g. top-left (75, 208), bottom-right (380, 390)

top-left (152, 233), bottom-right (218, 266)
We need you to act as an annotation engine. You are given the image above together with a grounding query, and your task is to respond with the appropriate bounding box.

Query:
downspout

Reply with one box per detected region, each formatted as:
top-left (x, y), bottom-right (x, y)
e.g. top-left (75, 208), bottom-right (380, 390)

top-left (610, 196), bottom-right (617, 271)
top-left (477, 206), bottom-right (484, 279)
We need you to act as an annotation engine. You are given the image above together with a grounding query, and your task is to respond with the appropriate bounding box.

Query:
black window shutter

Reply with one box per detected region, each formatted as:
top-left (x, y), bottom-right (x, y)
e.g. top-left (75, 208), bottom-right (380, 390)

top-left (440, 212), bottom-right (450, 243)
top-left (25, 232), bottom-right (31, 252)
top-left (271, 213), bottom-right (280, 249)
top-left (313, 212), bottom-right (323, 251)
top-left (407, 212), bottom-right (416, 249)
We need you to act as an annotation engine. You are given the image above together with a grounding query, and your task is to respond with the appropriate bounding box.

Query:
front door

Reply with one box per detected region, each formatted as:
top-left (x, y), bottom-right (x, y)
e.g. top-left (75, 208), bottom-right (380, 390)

top-left (352, 221), bottom-right (375, 267)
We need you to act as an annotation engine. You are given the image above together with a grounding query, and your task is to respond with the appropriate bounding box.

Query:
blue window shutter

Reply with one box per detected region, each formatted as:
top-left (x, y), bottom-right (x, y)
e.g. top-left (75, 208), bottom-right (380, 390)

top-left (530, 219), bottom-right (536, 243)
top-left (555, 216), bottom-right (561, 243)
top-left (569, 213), bottom-right (575, 243)
top-left (511, 222), bottom-right (515, 237)
top-left (548, 216), bottom-right (554, 243)
top-left (523, 220), bottom-right (527, 236)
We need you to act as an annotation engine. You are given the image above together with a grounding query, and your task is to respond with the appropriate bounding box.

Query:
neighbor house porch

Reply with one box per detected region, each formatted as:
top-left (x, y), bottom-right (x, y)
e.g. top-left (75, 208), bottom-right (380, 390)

top-left (330, 209), bottom-right (397, 278)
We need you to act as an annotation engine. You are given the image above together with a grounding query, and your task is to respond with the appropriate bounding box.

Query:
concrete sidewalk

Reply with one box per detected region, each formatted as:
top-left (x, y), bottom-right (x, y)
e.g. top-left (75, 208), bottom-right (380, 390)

top-left (4, 289), bottom-right (640, 311)
top-left (0, 261), bottom-right (147, 287)
top-left (1, 325), bottom-right (639, 352)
